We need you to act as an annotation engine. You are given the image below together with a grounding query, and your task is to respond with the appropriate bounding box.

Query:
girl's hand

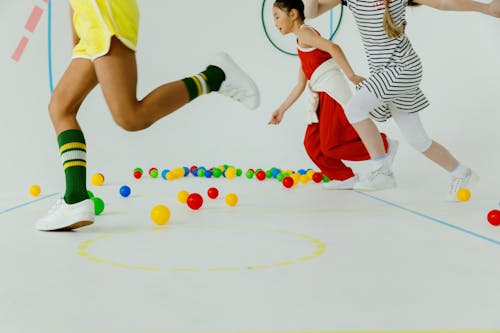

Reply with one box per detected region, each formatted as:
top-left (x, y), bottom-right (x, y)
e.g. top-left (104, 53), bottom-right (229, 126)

top-left (268, 109), bottom-right (285, 125)
top-left (349, 74), bottom-right (366, 85)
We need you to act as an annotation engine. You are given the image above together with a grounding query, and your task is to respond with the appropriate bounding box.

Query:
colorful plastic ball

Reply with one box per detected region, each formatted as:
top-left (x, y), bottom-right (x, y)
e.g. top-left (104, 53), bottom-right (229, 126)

top-left (256, 170), bottom-right (266, 181)
top-left (204, 169), bottom-right (213, 178)
top-left (119, 185), bottom-right (131, 198)
top-left (487, 209), bottom-right (500, 226)
top-left (133, 170), bottom-right (142, 179)
top-left (91, 173), bottom-right (104, 186)
top-left (161, 169), bottom-right (170, 180)
top-left (282, 176), bottom-right (294, 188)
top-left (197, 169), bottom-right (205, 177)
top-left (87, 190), bottom-right (94, 199)
top-left (225, 193), bottom-right (238, 207)
top-left (29, 185), bottom-right (41, 197)
top-left (187, 193), bottom-right (203, 210)
top-left (183, 166), bottom-right (190, 176)
top-left (190, 165), bottom-right (198, 175)
top-left (177, 190), bottom-right (189, 204)
top-left (149, 168), bottom-right (159, 178)
top-left (300, 174), bottom-right (309, 184)
top-left (225, 167), bottom-right (237, 179)
top-left (322, 175), bottom-right (330, 183)
top-left (92, 197), bottom-right (105, 215)
top-left (245, 170), bottom-right (254, 179)
top-left (134, 167), bottom-right (143, 173)
top-left (212, 168), bottom-right (222, 178)
top-left (207, 187), bottom-right (219, 199)
top-left (456, 188), bottom-right (471, 202)
top-left (150, 205), bottom-right (171, 225)
top-left (312, 172), bottom-right (323, 183)
top-left (236, 168), bottom-right (243, 177)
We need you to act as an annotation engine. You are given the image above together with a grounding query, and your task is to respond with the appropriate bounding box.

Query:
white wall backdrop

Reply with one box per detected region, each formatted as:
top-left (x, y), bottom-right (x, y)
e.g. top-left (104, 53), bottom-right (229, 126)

top-left (1, 1), bottom-right (499, 198)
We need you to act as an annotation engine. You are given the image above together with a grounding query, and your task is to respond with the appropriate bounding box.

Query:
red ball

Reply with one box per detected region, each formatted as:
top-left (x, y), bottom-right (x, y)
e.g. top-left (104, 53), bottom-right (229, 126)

top-left (282, 176), bottom-right (294, 188)
top-left (133, 171), bottom-right (142, 179)
top-left (487, 209), bottom-right (500, 226)
top-left (207, 187), bottom-right (219, 199)
top-left (190, 165), bottom-right (198, 174)
top-left (187, 193), bottom-right (203, 210)
top-left (312, 172), bottom-right (323, 183)
top-left (256, 170), bottom-right (266, 181)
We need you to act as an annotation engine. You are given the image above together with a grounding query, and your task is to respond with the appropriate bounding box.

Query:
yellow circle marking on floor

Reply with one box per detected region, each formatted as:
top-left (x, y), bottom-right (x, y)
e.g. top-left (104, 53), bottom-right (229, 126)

top-left (77, 225), bottom-right (326, 272)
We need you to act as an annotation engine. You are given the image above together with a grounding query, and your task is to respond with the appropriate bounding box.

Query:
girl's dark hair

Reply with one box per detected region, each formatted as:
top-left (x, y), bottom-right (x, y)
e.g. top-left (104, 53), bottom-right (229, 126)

top-left (273, 0), bottom-right (306, 21)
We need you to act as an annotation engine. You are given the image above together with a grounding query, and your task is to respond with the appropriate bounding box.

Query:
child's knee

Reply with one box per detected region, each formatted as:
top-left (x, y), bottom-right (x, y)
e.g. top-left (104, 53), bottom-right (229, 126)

top-left (112, 113), bottom-right (148, 132)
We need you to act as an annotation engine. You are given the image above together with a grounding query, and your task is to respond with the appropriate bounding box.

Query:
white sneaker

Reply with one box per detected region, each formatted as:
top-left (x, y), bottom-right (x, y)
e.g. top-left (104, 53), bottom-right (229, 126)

top-left (210, 52), bottom-right (260, 110)
top-left (447, 169), bottom-right (479, 202)
top-left (353, 169), bottom-right (396, 191)
top-left (386, 138), bottom-right (399, 169)
top-left (36, 198), bottom-right (94, 231)
top-left (322, 174), bottom-right (359, 190)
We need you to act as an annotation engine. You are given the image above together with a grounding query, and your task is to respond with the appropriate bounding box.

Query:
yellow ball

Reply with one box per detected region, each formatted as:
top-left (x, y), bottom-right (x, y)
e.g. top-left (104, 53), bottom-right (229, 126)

top-left (29, 185), bottom-right (41, 197)
top-left (456, 188), bottom-right (471, 202)
top-left (177, 190), bottom-right (189, 204)
top-left (150, 205), bottom-right (171, 225)
top-left (225, 193), bottom-right (238, 207)
top-left (225, 166), bottom-right (237, 179)
top-left (91, 173), bottom-right (104, 186)
top-left (300, 174), bottom-right (309, 184)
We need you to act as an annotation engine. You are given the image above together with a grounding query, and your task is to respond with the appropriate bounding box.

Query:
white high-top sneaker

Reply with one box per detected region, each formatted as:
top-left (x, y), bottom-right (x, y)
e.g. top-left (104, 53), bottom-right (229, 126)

top-left (447, 169), bottom-right (479, 202)
top-left (36, 198), bottom-right (94, 231)
top-left (209, 52), bottom-right (260, 110)
top-left (353, 138), bottom-right (399, 191)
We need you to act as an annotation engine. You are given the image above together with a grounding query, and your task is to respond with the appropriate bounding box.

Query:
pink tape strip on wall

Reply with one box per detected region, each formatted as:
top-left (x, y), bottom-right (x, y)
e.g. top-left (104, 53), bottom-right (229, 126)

top-left (24, 6), bottom-right (44, 33)
top-left (11, 37), bottom-right (30, 62)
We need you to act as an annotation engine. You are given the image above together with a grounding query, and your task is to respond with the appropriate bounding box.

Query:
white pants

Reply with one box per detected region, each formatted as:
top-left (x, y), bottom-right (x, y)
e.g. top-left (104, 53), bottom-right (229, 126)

top-left (345, 87), bottom-right (432, 152)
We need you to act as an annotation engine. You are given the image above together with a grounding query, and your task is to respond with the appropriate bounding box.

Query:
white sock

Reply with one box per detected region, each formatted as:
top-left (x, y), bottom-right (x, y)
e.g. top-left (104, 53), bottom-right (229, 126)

top-left (371, 155), bottom-right (388, 172)
top-left (450, 162), bottom-right (470, 178)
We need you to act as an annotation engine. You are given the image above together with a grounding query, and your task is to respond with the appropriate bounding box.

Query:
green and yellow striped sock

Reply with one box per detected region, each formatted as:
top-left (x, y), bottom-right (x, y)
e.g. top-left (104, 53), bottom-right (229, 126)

top-left (58, 129), bottom-right (89, 204)
top-left (181, 65), bottom-right (225, 101)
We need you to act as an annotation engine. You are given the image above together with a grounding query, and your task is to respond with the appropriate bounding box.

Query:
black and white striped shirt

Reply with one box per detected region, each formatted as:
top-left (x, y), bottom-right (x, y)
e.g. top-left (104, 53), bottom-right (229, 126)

top-left (344, 0), bottom-right (429, 121)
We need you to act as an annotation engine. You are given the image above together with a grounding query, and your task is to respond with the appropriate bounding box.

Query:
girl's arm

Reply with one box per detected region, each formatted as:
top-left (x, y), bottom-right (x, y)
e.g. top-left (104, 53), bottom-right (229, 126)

top-left (304, 0), bottom-right (342, 19)
top-left (413, 0), bottom-right (500, 17)
top-left (70, 7), bottom-right (80, 47)
top-left (268, 69), bottom-right (307, 125)
top-left (298, 28), bottom-right (365, 84)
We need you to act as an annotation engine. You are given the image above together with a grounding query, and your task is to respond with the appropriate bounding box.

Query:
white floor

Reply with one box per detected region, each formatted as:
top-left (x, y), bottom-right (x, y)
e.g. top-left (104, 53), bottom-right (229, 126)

top-left (1, 171), bottom-right (499, 333)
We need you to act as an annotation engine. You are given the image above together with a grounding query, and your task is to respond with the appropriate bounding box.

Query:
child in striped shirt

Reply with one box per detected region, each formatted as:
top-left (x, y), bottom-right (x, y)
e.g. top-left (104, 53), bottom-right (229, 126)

top-left (304, 0), bottom-right (499, 199)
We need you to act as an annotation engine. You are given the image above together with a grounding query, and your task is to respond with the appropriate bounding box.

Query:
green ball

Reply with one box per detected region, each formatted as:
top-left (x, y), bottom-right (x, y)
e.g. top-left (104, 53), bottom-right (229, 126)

top-left (266, 169), bottom-right (273, 179)
top-left (150, 170), bottom-right (158, 178)
top-left (87, 190), bottom-right (94, 199)
top-left (92, 197), bottom-right (105, 215)
top-left (276, 173), bottom-right (285, 182)
top-left (246, 170), bottom-right (254, 179)
top-left (236, 168), bottom-right (242, 177)
top-left (134, 167), bottom-right (143, 173)
top-left (322, 175), bottom-right (331, 183)
top-left (197, 169), bottom-right (205, 177)
top-left (212, 168), bottom-right (222, 178)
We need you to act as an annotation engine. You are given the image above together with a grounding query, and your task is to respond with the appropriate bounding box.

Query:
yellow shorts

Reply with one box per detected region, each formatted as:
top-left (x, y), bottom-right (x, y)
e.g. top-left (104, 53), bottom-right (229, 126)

top-left (70, 0), bottom-right (139, 60)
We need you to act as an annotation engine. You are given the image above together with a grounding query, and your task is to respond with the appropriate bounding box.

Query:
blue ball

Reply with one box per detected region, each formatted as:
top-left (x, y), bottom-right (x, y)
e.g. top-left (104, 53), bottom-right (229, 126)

top-left (183, 166), bottom-right (189, 176)
top-left (119, 185), bottom-right (131, 198)
top-left (161, 169), bottom-right (170, 180)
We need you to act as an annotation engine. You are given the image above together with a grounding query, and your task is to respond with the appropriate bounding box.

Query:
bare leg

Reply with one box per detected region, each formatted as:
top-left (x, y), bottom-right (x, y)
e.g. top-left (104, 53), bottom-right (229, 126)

top-left (93, 37), bottom-right (189, 131)
top-left (49, 58), bottom-right (98, 133)
top-left (422, 141), bottom-right (458, 171)
top-left (351, 118), bottom-right (386, 158)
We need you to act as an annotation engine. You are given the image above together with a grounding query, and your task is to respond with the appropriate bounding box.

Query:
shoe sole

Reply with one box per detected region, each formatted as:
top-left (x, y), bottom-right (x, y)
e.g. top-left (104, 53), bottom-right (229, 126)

top-left (38, 220), bottom-right (94, 232)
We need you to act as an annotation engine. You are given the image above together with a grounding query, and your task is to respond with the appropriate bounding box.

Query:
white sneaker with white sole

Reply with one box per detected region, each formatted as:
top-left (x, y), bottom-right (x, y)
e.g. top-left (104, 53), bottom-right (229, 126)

top-left (353, 169), bottom-right (396, 191)
top-left (447, 169), bottom-right (479, 202)
top-left (210, 52), bottom-right (260, 110)
top-left (36, 198), bottom-right (94, 231)
top-left (322, 174), bottom-right (359, 190)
